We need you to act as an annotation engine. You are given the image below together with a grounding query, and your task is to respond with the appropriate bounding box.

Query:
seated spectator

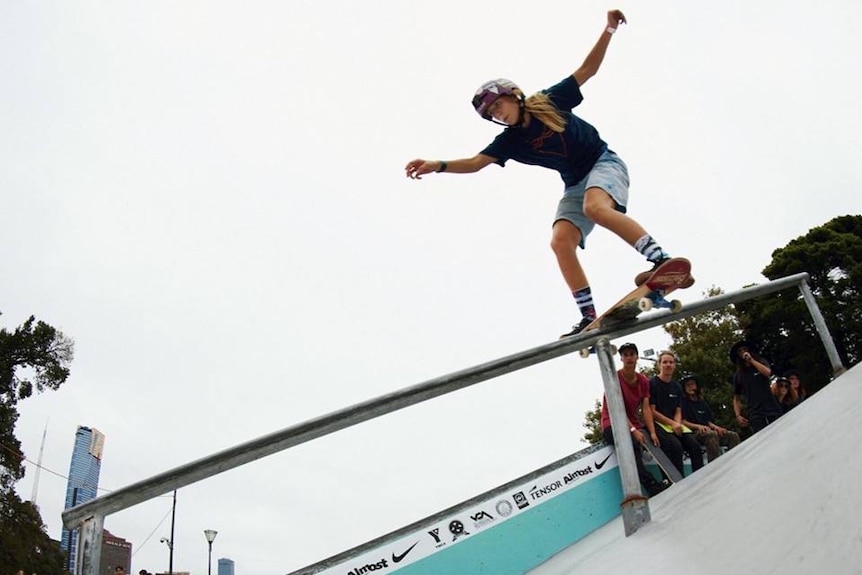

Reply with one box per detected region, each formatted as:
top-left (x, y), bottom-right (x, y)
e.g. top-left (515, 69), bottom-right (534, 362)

top-left (680, 374), bottom-right (740, 462)
top-left (772, 376), bottom-right (798, 413)
top-left (785, 369), bottom-right (808, 403)
top-left (730, 340), bottom-right (783, 433)
top-left (649, 351), bottom-right (704, 476)
top-left (600, 342), bottom-right (670, 497)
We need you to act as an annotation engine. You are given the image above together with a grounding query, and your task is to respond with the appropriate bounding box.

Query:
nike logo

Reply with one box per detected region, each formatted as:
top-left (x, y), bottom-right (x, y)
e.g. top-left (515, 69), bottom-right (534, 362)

top-left (392, 541), bottom-right (419, 563)
top-left (594, 453), bottom-right (612, 470)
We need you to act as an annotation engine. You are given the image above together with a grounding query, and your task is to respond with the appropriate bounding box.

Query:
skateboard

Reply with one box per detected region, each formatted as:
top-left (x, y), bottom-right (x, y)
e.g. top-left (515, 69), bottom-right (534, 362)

top-left (576, 258), bottom-right (692, 358)
top-left (642, 440), bottom-right (683, 483)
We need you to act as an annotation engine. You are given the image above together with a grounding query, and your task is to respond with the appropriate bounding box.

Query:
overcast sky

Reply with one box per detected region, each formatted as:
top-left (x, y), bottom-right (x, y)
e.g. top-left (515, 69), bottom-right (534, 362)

top-left (3, 1), bottom-right (861, 574)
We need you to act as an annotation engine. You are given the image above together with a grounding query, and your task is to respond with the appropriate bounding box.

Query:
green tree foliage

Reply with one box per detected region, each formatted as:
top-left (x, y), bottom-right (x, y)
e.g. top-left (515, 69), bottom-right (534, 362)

top-left (582, 399), bottom-right (603, 445)
top-left (736, 215), bottom-right (861, 394)
top-left (0, 496), bottom-right (66, 574)
top-left (0, 312), bottom-right (74, 575)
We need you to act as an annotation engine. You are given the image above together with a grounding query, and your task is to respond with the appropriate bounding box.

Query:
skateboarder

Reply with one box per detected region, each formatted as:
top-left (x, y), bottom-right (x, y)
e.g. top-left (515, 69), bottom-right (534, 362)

top-left (404, 9), bottom-right (684, 338)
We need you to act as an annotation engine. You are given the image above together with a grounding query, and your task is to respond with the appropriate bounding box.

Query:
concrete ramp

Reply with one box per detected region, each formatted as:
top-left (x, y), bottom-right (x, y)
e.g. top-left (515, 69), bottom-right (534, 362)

top-left (530, 363), bottom-right (862, 575)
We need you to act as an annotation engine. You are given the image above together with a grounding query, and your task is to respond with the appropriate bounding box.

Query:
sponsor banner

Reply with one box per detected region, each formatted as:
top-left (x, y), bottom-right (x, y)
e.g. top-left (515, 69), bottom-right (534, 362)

top-left (319, 446), bottom-right (617, 575)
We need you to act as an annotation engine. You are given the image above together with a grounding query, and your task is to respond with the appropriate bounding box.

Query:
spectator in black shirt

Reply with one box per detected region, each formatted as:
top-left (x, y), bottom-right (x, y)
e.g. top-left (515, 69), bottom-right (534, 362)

top-left (730, 340), bottom-right (782, 433)
top-left (680, 374), bottom-right (740, 462)
top-left (649, 351), bottom-right (704, 476)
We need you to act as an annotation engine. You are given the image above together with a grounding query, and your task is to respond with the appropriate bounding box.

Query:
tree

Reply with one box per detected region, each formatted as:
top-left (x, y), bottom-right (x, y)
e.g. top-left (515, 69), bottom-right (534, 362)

top-left (582, 399), bottom-right (603, 445)
top-left (737, 215), bottom-right (862, 394)
top-left (0, 312), bottom-right (74, 575)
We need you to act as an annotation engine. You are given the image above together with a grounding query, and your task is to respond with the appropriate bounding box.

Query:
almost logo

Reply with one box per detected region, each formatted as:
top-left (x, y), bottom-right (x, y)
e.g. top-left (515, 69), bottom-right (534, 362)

top-left (391, 541), bottom-right (418, 564)
top-left (563, 465), bottom-right (594, 484)
top-left (347, 558), bottom-right (388, 575)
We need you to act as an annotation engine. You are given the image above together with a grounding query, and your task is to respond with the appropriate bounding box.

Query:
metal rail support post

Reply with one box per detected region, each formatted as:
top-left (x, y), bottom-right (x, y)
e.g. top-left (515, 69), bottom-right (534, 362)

top-left (595, 337), bottom-right (650, 536)
top-left (798, 280), bottom-right (846, 376)
top-left (76, 514), bottom-right (104, 575)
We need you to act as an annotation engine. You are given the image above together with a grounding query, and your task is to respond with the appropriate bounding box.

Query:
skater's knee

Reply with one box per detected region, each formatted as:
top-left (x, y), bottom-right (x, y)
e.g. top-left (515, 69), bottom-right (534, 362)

top-left (551, 220), bottom-right (582, 254)
top-left (584, 188), bottom-right (616, 226)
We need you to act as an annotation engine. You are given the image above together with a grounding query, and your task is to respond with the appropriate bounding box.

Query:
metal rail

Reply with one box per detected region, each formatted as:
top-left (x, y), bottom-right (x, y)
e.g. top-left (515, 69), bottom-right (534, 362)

top-left (62, 272), bottom-right (844, 572)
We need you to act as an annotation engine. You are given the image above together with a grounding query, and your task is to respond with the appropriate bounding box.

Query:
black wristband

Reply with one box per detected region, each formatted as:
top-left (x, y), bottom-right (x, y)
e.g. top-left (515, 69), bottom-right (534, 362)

top-left (437, 161), bottom-right (447, 173)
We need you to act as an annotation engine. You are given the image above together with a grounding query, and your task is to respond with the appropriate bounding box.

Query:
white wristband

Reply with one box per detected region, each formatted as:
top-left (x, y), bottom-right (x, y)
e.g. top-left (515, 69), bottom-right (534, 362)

top-left (606, 26), bottom-right (617, 34)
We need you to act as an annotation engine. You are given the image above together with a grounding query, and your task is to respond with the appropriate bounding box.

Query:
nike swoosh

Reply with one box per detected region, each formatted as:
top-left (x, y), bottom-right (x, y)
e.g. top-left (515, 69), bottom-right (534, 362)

top-left (392, 541), bottom-right (419, 563)
top-left (594, 453), bottom-right (613, 470)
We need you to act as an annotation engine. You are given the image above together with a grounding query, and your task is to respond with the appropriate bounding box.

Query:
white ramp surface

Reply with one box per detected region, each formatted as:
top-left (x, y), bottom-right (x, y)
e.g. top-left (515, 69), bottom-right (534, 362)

top-left (530, 364), bottom-right (862, 575)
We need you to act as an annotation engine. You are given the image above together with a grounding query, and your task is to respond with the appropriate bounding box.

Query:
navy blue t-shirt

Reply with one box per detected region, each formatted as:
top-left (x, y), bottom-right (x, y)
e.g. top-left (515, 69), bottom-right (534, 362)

top-left (649, 376), bottom-right (684, 420)
top-left (681, 396), bottom-right (715, 426)
top-left (479, 75), bottom-right (607, 187)
top-left (733, 363), bottom-right (783, 418)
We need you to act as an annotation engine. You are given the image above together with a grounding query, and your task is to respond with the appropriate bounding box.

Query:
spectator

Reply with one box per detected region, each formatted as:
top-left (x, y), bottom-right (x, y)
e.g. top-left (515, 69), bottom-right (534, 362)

top-left (730, 340), bottom-right (782, 433)
top-left (785, 369), bottom-right (808, 403)
top-left (680, 374), bottom-right (740, 462)
top-left (649, 351), bottom-right (705, 476)
top-left (772, 376), bottom-right (798, 414)
top-left (600, 342), bottom-right (670, 497)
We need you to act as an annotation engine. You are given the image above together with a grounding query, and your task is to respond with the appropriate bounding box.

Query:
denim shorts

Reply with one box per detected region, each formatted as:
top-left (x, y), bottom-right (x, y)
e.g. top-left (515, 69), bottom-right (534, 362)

top-left (554, 149), bottom-right (630, 248)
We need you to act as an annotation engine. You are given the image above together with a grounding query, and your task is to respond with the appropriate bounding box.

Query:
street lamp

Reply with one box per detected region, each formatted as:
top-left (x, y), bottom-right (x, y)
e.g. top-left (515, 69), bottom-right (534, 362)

top-left (204, 529), bottom-right (218, 575)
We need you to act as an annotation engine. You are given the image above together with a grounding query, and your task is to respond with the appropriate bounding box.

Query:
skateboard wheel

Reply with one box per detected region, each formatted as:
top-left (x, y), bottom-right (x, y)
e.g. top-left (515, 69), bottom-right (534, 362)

top-left (638, 297), bottom-right (653, 312)
top-left (579, 348), bottom-right (591, 359)
top-left (670, 299), bottom-right (683, 313)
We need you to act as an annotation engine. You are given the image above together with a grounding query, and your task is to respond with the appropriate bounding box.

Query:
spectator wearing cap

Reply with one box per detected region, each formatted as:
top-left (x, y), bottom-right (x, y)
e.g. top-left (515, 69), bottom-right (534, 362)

top-left (649, 351), bottom-right (704, 476)
top-left (680, 374), bottom-right (740, 462)
top-left (730, 339), bottom-right (782, 433)
top-left (784, 369), bottom-right (808, 404)
top-left (599, 342), bottom-right (670, 497)
top-left (772, 376), bottom-right (798, 414)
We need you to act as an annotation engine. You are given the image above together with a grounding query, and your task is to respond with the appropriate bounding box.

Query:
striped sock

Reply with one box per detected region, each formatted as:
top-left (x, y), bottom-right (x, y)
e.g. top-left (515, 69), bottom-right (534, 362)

top-left (634, 234), bottom-right (670, 264)
top-left (573, 286), bottom-right (597, 320)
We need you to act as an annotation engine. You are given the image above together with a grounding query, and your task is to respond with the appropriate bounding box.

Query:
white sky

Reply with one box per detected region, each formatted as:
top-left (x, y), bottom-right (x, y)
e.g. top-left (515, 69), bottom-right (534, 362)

top-left (3, 1), bottom-right (861, 574)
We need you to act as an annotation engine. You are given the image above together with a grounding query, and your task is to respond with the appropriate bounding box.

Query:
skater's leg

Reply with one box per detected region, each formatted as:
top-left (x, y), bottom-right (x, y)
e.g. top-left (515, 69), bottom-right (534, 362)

top-left (550, 220), bottom-right (587, 291)
top-left (584, 187), bottom-right (668, 259)
top-left (551, 220), bottom-right (597, 336)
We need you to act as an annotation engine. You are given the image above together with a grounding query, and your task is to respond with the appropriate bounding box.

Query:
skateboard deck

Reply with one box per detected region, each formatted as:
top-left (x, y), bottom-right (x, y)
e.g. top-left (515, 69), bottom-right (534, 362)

top-left (642, 440), bottom-right (683, 483)
top-left (580, 257), bottom-right (692, 336)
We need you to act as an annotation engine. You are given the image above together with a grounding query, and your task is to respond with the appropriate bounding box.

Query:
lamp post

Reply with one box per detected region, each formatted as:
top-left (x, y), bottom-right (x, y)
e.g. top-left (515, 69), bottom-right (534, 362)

top-left (159, 538), bottom-right (173, 575)
top-left (204, 529), bottom-right (218, 575)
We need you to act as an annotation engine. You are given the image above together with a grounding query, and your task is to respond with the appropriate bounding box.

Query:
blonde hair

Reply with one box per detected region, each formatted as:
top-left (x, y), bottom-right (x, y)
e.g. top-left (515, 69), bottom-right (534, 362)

top-left (515, 89), bottom-right (567, 133)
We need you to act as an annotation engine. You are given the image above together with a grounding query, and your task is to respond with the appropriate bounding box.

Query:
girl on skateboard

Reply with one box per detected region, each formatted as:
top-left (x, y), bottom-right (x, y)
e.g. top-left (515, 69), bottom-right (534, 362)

top-left (405, 9), bottom-right (684, 337)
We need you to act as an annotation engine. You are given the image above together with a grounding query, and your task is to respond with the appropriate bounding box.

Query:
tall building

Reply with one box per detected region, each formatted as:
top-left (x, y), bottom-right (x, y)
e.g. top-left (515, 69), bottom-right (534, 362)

top-left (217, 558), bottom-right (235, 575)
top-left (61, 426), bottom-right (106, 574)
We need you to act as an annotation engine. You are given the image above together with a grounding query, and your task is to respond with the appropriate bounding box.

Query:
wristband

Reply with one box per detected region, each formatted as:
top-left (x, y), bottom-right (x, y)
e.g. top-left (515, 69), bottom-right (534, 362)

top-left (606, 26), bottom-right (617, 34)
top-left (437, 161), bottom-right (447, 173)
top-left (629, 425), bottom-right (637, 433)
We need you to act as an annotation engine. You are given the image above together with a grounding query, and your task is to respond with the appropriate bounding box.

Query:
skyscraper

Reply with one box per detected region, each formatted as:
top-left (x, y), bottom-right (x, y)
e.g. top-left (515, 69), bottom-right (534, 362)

top-left (217, 558), bottom-right (235, 575)
top-left (61, 426), bottom-right (106, 574)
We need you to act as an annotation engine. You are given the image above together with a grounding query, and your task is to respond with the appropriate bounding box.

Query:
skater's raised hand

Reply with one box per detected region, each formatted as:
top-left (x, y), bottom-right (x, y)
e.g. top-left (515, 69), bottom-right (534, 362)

top-left (405, 158), bottom-right (440, 180)
top-left (607, 9), bottom-right (626, 29)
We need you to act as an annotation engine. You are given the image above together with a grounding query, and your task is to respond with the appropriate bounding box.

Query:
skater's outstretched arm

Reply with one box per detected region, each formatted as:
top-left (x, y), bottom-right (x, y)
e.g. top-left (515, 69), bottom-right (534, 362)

top-left (573, 9), bottom-right (627, 86)
top-left (405, 154), bottom-right (496, 180)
